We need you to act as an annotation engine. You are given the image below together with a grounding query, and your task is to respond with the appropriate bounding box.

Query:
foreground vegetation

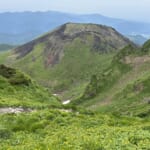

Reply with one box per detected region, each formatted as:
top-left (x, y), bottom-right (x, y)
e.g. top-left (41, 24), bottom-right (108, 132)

top-left (0, 64), bottom-right (60, 108)
top-left (0, 25), bottom-right (150, 149)
top-left (0, 109), bottom-right (150, 150)
top-left (0, 63), bottom-right (149, 150)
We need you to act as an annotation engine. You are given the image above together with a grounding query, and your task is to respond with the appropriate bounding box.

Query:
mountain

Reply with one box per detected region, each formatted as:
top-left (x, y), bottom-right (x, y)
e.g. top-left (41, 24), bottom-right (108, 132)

top-left (0, 11), bottom-right (150, 44)
top-left (0, 64), bottom-right (60, 108)
top-left (2, 23), bottom-right (134, 100)
top-left (126, 35), bottom-right (148, 45)
top-left (0, 44), bottom-right (16, 51)
top-left (0, 22), bottom-right (150, 150)
top-left (1, 23), bottom-right (149, 116)
top-left (0, 56), bottom-right (149, 150)
top-left (73, 42), bottom-right (150, 116)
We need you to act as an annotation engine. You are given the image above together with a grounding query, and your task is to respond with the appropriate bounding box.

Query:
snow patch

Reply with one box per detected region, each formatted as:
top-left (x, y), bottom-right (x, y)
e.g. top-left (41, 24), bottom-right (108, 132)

top-left (62, 100), bottom-right (71, 105)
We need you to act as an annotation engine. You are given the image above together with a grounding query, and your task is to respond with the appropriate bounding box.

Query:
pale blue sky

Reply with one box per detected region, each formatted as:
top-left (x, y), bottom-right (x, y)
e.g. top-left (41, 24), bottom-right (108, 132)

top-left (0, 0), bottom-right (149, 22)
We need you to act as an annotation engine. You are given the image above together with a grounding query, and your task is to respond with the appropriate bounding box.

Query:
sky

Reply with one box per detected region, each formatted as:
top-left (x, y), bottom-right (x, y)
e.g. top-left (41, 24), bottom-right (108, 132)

top-left (0, 0), bottom-right (149, 22)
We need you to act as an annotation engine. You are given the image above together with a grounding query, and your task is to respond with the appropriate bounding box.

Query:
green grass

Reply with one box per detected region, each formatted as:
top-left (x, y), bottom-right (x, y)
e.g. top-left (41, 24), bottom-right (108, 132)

top-left (10, 38), bottom-right (114, 100)
top-left (105, 73), bottom-right (150, 116)
top-left (0, 51), bottom-right (10, 64)
top-left (0, 35), bottom-right (150, 150)
top-left (0, 65), bottom-right (60, 108)
top-left (0, 109), bottom-right (149, 150)
top-left (0, 32), bottom-right (150, 150)
top-left (84, 61), bottom-right (150, 116)
top-left (72, 48), bottom-right (132, 105)
top-left (0, 60), bottom-right (149, 150)
top-left (72, 44), bottom-right (150, 116)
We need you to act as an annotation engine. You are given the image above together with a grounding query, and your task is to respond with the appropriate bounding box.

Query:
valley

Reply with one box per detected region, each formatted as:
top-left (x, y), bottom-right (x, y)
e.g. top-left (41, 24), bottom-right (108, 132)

top-left (2, 23), bottom-right (133, 100)
top-left (0, 23), bottom-right (149, 149)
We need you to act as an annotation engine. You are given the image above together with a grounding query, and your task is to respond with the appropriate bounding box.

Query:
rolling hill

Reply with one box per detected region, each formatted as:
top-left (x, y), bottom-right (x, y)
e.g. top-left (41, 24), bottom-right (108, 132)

top-left (3, 23), bottom-right (134, 100)
top-left (73, 42), bottom-right (150, 116)
top-left (0, 64), bottom-right (60, 108)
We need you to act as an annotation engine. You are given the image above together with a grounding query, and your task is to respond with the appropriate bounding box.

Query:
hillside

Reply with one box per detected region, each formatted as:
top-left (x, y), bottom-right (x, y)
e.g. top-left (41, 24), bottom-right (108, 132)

top-left (0, 64), bottom-right (149, 150)
top-left (0, 64), bottom-right (149, 149)
top-left (0, 56), bottom-right (149, 150)
top-left (3, 23), bottom-right (134, 100)
top-left (0, 11), bottom-right (150, 44)
top-left (0, 64), bottom-right (60, 108)
top-left (72, 42), bottom-right (150, 117)
top-left (0, 24), bottom-right (149, 149)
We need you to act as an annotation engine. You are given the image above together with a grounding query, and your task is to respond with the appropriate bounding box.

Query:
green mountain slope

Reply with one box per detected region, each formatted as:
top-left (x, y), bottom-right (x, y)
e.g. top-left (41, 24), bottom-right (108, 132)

top-left (3, 23), bottom-right (134, 100)
top-left (0, 24), bottom-right (149, 150)
top-left (73, 42), bottom-right (150, 116)
top-left (0, 64), bottom-right (60, 108)
top-left (0, 64), bottom-right (149, 150)
top-left (0, 65), bottom-right (149, 149)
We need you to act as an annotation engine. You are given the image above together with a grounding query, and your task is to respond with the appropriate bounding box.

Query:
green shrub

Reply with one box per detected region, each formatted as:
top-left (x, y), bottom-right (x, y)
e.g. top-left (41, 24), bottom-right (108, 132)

top-left (0, 128), bottom-right (12, 139)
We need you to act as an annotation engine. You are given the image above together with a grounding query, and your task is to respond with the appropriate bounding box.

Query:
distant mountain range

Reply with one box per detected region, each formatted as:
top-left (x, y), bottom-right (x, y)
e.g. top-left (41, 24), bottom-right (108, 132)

top-left (0, 11), bottom-right (150, 45)
top-left (0, 44), bottom-right (16, 51)
top-left (126, 35), bottom-right (148, 45)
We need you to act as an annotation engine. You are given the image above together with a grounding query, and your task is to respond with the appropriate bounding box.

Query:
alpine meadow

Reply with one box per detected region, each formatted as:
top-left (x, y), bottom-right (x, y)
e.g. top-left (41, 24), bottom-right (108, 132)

top-left (0, 1), bottom-right (150, 150)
